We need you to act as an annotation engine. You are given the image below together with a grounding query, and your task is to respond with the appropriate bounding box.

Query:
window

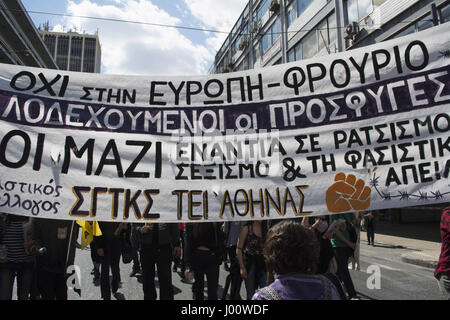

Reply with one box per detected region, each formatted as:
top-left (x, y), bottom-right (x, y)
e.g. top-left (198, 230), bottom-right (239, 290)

top-left (237, 56), bottom-right (249, 71)
top-left (254, 0), bottom-right (271, 22)
top-left (70, 37), bottom-right (83, 72)
top-left (261, 17), bottom-right (281, 54)
top-left (288, 13), bottom-right (336, 61)
top-left (287, 0), bottom-right (297, 27)
top-left (393, 24), bottom-right (415, 38)
top-left (328, 14), bottom-right (337, 50)
top-left (286, 0), bottom-right (314, 27)
top-left (262, 32), bottom-right (271, 53)
top-left (441, 2), bottom-right (450, 23)
top-left (56, 36), bottom-right (69, 70)
top-left (288, 41), bottom-right (302, 62)
top-left (391, 13), bottom-right (435, 39)
top-left (345, 0), bottom-right (373, 23)
top-left (43, 35), bottom-right (56, 56)
top-left (297, 0), bottom-right (314, 17)
top-left (345, 0), bottom-right (390, 23)
top-left (417, 13), bottom-right (434, 31)
top-left (83, 37), bottom-right (97, 73)
top-left (302, 30), bottom-right (317, 59)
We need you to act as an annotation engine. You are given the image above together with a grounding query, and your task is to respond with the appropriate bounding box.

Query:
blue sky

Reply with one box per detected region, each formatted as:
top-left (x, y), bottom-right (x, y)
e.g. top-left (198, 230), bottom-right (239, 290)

top-left (22, 0), bottom-right (247, 75)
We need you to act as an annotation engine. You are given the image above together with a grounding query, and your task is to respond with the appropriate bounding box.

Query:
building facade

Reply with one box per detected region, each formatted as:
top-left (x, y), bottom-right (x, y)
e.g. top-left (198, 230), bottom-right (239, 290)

top-left (0, 0), bottom-right (57, 68)
top-left (212, 0), bottom-right (450, 222)
top-left (39, 29), bottom-right (101, 73)
top-left (213, 0), bottom-right (450, 74)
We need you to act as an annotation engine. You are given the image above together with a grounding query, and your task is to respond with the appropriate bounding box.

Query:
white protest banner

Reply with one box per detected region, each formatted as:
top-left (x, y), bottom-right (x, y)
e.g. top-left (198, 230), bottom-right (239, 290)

top-left (0, 24), bottom-right (449, 223)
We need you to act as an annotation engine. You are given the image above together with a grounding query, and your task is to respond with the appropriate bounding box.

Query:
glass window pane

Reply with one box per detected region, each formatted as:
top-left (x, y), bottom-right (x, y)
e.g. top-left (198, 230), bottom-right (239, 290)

top-left (43, 35), bottom-right (56, 57)
top-left (69, 37), bottom-right (82, 71)
top-left (288, 48), bottom-right (295, 62)
top-left (287, 1), bottom-right (297, 27)
top-left (393, 24), bottom-right (415, 38)
top-left (328, 13), bottom-right (337, 49)
top-left (56, 36), bottom-right (69, 70)
top-left (317, 19), bottom-right (328, 53)
top-left (262, 32), bottom-right (271, 52)
top-left (417, 13), bottom-right (433, 31)
top-left (302, 30), bottom-right (317, 59)
top-left (272, 17), bottom-right (281, 42)
top-left (441, 3), bottom-right (450, 23)
top-left (297, 0), bottom-right (313, 17)
top-left (83, 37), bottom-right (97, 73)
top-left (345, 0), bottom-right (359, 23)
top-left (295, 42), bottom-right (302, 60)
top-left (358, 0), bottom-right (374, 20)
top-left (257, 0), bottom-right (270, 21)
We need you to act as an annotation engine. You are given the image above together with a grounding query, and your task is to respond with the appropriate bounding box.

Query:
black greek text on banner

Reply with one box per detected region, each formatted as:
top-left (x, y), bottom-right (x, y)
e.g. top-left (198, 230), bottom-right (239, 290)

top-left (0, 23), bottom-right (449, 222)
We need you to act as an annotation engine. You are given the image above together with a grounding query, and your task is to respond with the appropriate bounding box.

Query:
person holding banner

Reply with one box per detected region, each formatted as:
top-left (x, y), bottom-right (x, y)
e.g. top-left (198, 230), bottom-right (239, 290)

top-left (0, 213), bottom-right (35, 300)
top-left (137, 222), bottom-right (180, 300)
top-left (95, 222), bottom-right (125, 300)
top-left (435, 206), bottom-right (450, 300)
top-left (330, 213), bottom-right (358, 300)
top-left (33, 218), bottom-right (79, 300)
top-left (222, 221), bottom-right (243, 300)
top-left (236, 220), bottom-right (268, 300)
top-left (184, 222), bottom-right (225, 300)
top-left (129, 223), bottom-right (142, 278)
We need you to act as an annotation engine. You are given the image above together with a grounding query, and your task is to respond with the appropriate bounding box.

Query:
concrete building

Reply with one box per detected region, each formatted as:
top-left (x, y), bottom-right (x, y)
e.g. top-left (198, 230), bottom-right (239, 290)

top-left (38, 27), bottom-right (101, 73)
top-left (212, 0), bottom-right (450, 73)
top-left (212, 0), bottom-right (450, 222)
top-left (0, 0), bottom-right (57, 68)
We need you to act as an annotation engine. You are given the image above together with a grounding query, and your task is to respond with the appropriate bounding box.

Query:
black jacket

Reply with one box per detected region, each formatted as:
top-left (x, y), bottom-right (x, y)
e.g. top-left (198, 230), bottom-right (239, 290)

top-left (95, 221), bottom-right (122, 249)
top-left (138, 223), bottom-right (180, 247)
top-left (184, 222), bottom-right (225, 268)
top-left (34, 218), bottom-right (79, 274)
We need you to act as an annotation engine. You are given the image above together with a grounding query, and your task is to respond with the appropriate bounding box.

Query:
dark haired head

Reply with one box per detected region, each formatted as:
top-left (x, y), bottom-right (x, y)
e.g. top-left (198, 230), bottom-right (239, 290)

top-left (263, 220), bottom-right (319, 275)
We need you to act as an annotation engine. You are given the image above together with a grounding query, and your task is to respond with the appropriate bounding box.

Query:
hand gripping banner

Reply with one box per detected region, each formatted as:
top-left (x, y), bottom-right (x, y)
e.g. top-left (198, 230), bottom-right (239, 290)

top-left (0, 23), bottom-right (449, 222)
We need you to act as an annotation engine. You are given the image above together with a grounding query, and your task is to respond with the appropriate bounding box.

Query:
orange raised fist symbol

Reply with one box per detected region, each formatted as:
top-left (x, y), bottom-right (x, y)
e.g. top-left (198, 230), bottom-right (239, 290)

top-left (326, 172), bottom-right (371, 213)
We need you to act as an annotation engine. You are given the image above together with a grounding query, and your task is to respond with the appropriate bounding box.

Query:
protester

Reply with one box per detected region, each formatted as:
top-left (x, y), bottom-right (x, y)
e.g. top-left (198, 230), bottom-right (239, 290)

top-left (138, 222), bottom-right (180, 300)
top-left (129, 223), bottom-right (142, 277)
top-left (252, 220), bottom-right (346, 300)
top-left (0, 213), bottom-right (35, 300)
top-left (435, 206), bottom-right (450, 300)
top-left (222, 221), bottom-right (243, 300)
top-left (33, 218), bottom-right (79, 300)
top-left (95, 221), bottom-right (125, 300)
top-left (330, 212), bottom-right (358, 299)
top-left (184, 222), bottom-right (225, 300)
top-left (349, 212), bottom-right (362, 271)
top-left (365, 212), bottom-right (376, 246)
top-left (172, 223), bottom-right (185, 275)
top-left (236, 220), bottom-right (267, 300)
top-left (89, 239), bottom-right (101, 282)
top-left (302, 215), bottom-right (335, 274)
top-left (179, 223), bottom-right (187, 277)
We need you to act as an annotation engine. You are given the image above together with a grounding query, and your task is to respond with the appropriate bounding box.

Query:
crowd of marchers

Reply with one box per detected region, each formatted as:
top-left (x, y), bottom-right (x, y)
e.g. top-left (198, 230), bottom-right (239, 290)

top-left (0, 207), bottom-right (449, 300)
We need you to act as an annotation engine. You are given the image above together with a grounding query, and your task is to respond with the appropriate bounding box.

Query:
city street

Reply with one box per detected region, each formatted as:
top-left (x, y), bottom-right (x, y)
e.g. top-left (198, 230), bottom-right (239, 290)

top-left (59, 240), bottom-right (445, 301)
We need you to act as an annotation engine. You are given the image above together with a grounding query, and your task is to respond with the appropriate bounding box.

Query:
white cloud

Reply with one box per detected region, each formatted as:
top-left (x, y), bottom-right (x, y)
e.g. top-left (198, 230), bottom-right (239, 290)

top-left (57, 0), bottom-right (214, 76)
top-left (182, 0), bottom-right (248, 52)
top-left (183, 0), bottom-right (247, 30)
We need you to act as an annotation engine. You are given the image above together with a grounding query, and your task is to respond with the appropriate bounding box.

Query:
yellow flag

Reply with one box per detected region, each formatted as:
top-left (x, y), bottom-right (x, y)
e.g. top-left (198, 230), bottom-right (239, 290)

top-left (76, 221), bottom-right (102, 249)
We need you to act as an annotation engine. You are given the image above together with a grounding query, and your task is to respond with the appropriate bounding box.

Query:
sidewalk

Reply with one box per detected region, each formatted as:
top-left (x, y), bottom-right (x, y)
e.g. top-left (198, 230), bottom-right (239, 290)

top-left (365, 222), bottom-right (442, 269)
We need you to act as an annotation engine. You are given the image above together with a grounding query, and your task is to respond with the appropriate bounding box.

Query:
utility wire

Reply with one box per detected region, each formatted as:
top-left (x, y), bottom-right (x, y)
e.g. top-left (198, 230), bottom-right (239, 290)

top-left (3, 7), bottom-right (436, 37)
